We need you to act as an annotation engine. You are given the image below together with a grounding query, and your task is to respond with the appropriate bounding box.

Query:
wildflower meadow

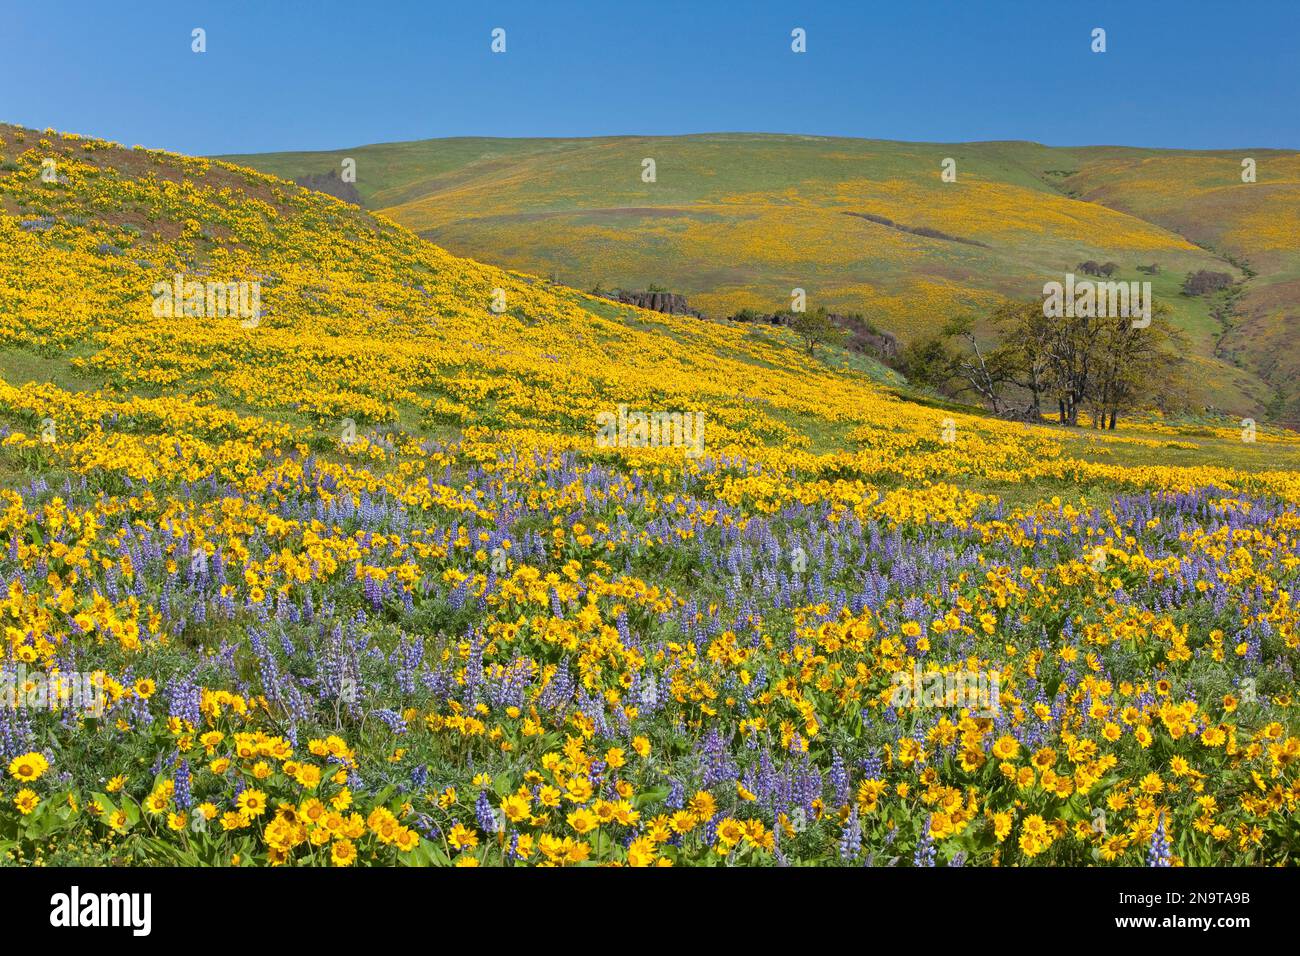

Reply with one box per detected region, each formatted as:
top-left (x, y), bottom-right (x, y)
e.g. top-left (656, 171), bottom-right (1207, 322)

top-left (1, 122), bottom-right (1298, 875)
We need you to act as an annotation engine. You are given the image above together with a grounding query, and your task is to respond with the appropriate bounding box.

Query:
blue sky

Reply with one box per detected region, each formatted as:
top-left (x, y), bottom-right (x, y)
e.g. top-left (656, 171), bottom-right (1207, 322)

top-left (3, 0), bottom-right (1297, 154)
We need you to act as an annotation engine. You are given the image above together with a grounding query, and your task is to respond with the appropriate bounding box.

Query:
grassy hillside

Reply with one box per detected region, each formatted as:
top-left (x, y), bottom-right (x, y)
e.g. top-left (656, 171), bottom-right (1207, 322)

top-left (224, 134), bottom-right (1298, 420)
top-left (7, 124), bottom-right (1298, 502)
top-left (2, 125), bottom-right (1300, 868)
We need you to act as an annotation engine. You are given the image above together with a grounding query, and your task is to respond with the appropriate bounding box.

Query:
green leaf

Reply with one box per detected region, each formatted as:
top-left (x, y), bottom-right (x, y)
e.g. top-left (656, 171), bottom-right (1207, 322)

top-left (91, 792), bottom-right (119, 816)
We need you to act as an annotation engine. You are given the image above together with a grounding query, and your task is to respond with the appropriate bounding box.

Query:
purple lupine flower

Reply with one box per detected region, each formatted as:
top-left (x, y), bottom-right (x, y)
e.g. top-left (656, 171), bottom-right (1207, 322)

top-left (913, 818), bottom-right (936, 867)
top-left (475, 789), bottom-right (500, 835)
top-left (1147, 813), bottom-right (1172, 867)
top-left (174, 759), bottom-right (192, 810)
top-left (830, 750), bottom-right (850, 806)
top-left (839, 806), bottom-right (862, 862)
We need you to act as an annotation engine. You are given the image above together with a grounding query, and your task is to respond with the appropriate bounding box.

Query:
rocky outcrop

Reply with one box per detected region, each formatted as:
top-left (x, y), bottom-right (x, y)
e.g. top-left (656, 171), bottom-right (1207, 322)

top-left (728, 310), bottom-right (790, 326)
top-left (605, 289), bottom-right (901, 363)
top-left (728, 309), bottom-right (900, 360)
top-left (295, 171), bottom-right (362, 206)
top-left (606, 290), bottom-right (703, 317)
top-left (850, 326), bottom-right (900, 360)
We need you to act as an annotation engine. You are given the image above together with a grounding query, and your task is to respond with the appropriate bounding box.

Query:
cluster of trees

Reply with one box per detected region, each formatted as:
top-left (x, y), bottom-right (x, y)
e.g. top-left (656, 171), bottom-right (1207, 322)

top-left (1076, 260), bottom-right (1120, 277)
top-left (902, 299), bottom-right (1186, 428)
top-left (1182, 270), bottom-right (1235, 296)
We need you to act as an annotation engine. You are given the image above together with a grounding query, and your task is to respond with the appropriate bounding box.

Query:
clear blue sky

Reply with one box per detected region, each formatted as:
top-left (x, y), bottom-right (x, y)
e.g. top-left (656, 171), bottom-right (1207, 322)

top-left (3, 0), bottom-right (1297, 154)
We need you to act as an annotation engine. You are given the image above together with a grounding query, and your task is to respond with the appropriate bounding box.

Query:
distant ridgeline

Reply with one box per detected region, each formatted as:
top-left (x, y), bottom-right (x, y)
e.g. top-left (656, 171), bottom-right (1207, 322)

top-left (294, 170), bottom-right (362, 206)
top-left (600, 289), bottom-right (900, 363)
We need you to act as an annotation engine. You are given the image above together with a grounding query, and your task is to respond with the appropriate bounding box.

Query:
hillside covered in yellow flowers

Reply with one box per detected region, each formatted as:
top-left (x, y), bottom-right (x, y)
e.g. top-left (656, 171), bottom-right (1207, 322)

top-left (2, 123), bottom-right (1297, 500)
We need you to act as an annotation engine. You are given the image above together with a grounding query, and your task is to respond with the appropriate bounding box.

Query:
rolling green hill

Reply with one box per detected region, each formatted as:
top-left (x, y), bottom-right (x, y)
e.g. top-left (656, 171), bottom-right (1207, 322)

top-left (221, 134), bottom-right (1300, 422)
top-left (5, 124), bottom-right (1300, 870)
